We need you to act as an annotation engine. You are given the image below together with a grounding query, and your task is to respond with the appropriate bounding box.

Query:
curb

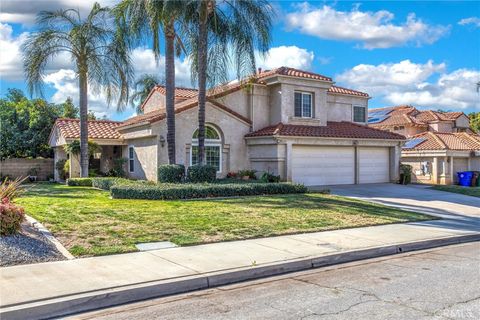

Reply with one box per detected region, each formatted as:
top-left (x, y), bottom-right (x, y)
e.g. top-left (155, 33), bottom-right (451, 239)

top-left (1, 233), bottom-right (479, 320)
top-left (25, 215), bottom-right (75, 260)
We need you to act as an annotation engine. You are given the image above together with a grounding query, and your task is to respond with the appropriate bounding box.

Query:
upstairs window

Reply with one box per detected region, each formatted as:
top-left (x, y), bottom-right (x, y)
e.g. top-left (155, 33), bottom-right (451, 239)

top-left (353, 106), bottom-right (366, 123)
top-left (294, 92), bottom-right (313, 118)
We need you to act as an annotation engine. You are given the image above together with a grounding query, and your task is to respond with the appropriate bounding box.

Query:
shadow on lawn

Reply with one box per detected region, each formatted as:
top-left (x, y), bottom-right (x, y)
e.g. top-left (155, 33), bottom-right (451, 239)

top-left (215, 194), bottom-right (432, 221)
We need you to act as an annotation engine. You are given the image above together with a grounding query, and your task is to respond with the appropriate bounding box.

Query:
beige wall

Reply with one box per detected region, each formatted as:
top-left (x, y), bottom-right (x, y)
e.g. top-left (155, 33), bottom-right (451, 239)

top-left (125, 137), bottom-right (158, 181)
top-left (327, 94), bottom-right (368, 123)
top-left (455, 115), bottom-right (470, 128)
top-left (143, 91), bottom-right (165, 113)
top-left (0, 158), bottom-right (54, 181)
top-left (429, 122), bottom-right (453, 133)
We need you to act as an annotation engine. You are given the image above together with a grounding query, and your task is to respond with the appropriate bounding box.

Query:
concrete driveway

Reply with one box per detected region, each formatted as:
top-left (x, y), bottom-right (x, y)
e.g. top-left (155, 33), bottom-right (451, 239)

top-left (316, 183), bottom-right (480, 231)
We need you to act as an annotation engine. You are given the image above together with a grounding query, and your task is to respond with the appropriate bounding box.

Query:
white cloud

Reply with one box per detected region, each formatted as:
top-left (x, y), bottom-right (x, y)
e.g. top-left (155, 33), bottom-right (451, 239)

top-left (337, 60), bottom-right (480, 110)
top-left (0, 0), bottom-right (114, 25)
top-left (458, 17), bottom-right (480, 28)
top-left (256, 45), bottom-right (315, 70)
top-left (286, 3), bottom-right (449, 49)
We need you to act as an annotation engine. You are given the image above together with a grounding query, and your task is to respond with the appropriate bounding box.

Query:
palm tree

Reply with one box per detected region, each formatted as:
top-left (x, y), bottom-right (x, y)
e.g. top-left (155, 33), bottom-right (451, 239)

top-left (130, 74), bottom-right (163, 114)
top-left (115, 0), bottom-right (186, 164)
top-left (190, 0), bottom-right (273, 165)
top-left (23, 3), bottom-right (132, 177)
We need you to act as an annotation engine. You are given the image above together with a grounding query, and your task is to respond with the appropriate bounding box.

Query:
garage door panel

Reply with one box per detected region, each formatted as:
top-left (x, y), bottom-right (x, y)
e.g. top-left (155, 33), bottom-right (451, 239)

top-left (292, 146), bottom-right (355, 186)
top-left (359, 147), bottom-right (390, 184)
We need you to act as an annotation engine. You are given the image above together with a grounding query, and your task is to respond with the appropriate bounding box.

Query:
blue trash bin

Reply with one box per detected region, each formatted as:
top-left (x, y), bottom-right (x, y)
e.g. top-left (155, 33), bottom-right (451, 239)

top-left (457, 171), bottom-right (473, 186)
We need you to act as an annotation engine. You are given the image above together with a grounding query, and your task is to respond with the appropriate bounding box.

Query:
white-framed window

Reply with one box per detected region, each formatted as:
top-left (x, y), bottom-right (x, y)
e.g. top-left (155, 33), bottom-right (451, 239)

top-left (421, 161), bottom-right (430, 175)
top-left (190, 126), bottom-right (222, 172)
top-left (128, 146), bottom-right (134, 173)
top-left (294, 92), bottom-right (313, 118)
top-left (353, 105), bottom-right (366, 123)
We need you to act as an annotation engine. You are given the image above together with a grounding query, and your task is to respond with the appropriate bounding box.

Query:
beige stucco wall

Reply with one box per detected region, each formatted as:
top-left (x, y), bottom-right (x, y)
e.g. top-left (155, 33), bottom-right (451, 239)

top-left (125, 137), bottom-right (158, 181)
top-left (455, 115), bottom-right (470, 128)
top-left (401, 156), bottom-right (435, 184)
top-left (143, 91), bottom-right (165, 113)
top-left (429, 122), bottom-right (453, 133)
top-left (326, 94), bottom-right (368, 123)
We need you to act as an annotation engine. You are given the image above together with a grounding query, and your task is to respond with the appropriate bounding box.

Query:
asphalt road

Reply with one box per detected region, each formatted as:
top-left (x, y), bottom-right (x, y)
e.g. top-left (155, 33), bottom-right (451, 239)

top-left (71, 242), bottom-right (480, 320)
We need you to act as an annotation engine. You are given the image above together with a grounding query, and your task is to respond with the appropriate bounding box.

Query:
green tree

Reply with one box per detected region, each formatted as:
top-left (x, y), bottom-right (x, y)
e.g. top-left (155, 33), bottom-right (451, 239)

top-left (469, 112), bottom-right (480, 133)
top-left (0, 89), bottom-right (62, 159)
top-left (61, 97), bottom-right (79, 118)
top-left (23, 3), bottom-right (133, 177)
top-left (115, 0), bottom-right (187, 164)
top-left (130, 74), bottom-right (163, 114)
top-left (190, 0), bottom-right (273, 164)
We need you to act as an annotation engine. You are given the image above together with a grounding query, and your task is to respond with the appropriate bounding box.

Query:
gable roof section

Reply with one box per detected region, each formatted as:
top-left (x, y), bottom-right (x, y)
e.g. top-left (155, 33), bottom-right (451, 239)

top-left (154, 85), bottom-right (199, 99)
top-left (119, 97), bottom-right (251, 129)
top-left (245, 122), bottom-right (405, 140)
top-left (53, 118), bottom-right (122, 140)
top-left (403, 132), bottom-right (480, 151)
top-left (369, 106), bottom-right (467, 127)
top-left (328, 85), bottom-right (369, 97)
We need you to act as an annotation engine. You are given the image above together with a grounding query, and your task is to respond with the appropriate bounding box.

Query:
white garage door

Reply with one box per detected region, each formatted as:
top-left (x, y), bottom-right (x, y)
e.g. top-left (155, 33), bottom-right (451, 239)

top-left (292, 146), bottom-right (355, 186)
top-left (359, 147), bottom-right (390, 183)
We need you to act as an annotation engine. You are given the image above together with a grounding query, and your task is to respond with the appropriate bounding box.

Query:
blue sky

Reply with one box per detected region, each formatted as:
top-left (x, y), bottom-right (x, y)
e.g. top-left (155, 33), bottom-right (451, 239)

top-left (1, 0), bottom-right (479, 121)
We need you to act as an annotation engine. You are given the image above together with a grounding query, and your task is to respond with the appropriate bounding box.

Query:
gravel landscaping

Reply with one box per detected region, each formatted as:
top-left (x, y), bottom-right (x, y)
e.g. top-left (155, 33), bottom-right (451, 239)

top-left (0, 221), bottom-right (65, 267)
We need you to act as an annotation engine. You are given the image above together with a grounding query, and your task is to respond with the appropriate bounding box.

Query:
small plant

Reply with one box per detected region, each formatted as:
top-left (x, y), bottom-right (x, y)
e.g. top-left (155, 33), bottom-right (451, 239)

top-left (64, 160), bottom-right (70, 178)
top-left (28, 167), bottom-right (39, 182)
top-left (238, 169), bottom-right (257, 180)
top-left (46, 174), bottom-right (55, 182)
top-left (55, 159), bottom-right (68, 180)
top-left (0, 198), bottom-right (26, 236)
top-left (187, 165), bottom-right (217, 183)
top-left (67, 178), bottom-right (93, 187)
top-left (260, 171), bottom-right (281, 183)
top-left (226, 171), bottom-right (238, 179)
top-left (0, 177), bottom-right (27, 201)
top-left (158, 164), bottom-right (185, 183)
top-left (400, 164), bottom-right (412, 185)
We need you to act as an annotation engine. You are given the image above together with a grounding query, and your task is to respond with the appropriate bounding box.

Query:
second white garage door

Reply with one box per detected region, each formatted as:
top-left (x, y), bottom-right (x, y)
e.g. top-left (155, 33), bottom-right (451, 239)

top-left (292, 146), bottom-right (355, 186)
top-left (359, 147), bottom-right (390, 183)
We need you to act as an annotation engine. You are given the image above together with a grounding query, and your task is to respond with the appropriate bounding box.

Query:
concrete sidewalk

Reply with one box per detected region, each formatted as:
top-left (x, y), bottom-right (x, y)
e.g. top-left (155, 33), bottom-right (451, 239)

top-left (1, 218), bottom-right (479, 320)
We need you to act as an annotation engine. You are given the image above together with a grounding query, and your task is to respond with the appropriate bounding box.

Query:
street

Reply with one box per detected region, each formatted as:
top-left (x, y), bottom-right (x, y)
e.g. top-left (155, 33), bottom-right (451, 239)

top-left (71, 242), bottom-right (480, 320)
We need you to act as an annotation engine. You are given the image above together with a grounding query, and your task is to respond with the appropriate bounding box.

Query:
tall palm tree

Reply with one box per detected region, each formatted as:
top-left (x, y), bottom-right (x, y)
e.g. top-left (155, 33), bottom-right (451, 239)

top-left (115, 0), bottom-right (186, 164)
top-left (190, 0), bottom-right (273, 165)
top-left (130, 74), bottom-right (163, 114)
top-left (23, 3), bottom-right (132, 177)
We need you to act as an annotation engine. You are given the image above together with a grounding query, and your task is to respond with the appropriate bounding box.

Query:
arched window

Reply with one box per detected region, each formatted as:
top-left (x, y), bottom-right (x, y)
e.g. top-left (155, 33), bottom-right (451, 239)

top-left (191, 125), bottom-right (222, 172)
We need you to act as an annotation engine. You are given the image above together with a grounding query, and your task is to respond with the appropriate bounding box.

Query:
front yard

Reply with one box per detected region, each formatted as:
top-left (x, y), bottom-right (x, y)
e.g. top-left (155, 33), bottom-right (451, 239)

top-left (17, 183), bottom-right (432, 257)
top-left (432, 185), bottom-right (480, 198)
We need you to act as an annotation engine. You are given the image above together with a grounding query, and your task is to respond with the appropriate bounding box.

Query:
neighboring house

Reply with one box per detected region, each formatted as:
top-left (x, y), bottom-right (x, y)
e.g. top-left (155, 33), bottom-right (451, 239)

top-left (50, 66), bottom-right (405, 186)
top-left (368, 106), bottom-right (480, 185)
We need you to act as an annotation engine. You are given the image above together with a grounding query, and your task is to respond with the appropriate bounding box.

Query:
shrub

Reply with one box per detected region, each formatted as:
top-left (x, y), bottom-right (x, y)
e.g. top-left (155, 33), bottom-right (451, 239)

top-left (63, 160), bottom-right (70, 179)
top-left (55, 159), bottom-right (68, 180)
top-left (0, 198), bottom-right (25, 236)
top-left (0, 177), bottom-right (26, 201)
top-left (111, 182), bottom-right (308, 200)
top-left (158, 164), bottom-right (185, 183)
top-left (400, 164), bottom-right (412, 185)
top-left (91, 177), bottom-right (152, 190)
top-left (105, 158), bottom-right (128, 177)
top-left (260, 171), bottom-right (281, 183)
top-left (238, 169), bottom-right (257, 179)
top-left (187, 165), bottom-right (217, 183)
top-left (226, 171), bottom-right (238, 179)
top-left (67, 178), bottom-right (93, 187)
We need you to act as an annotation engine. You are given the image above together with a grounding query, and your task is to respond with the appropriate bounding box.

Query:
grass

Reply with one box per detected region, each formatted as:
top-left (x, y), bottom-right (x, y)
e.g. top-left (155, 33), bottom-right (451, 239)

top-left (432, 185), bottom-right (480, 198)
top-left (16, 183), bottom-right (433, 257)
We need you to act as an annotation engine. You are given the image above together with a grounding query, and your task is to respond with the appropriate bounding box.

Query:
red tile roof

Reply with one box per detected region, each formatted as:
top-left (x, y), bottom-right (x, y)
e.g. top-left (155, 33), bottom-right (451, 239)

top-left (119, 97), bottom-right (251, 129)
top-left (258, 66), bottom-right (332, 82)
top-left (369, 106), bottom-right (466, 128)
top-left (54, 118), bottom-right (122, 139)
top-left (328, 85), bottom-right (369, 97)
top-left (154, 85), bottom-right (198, 99)
top-left (403, 132), bottom-right (480, 151)
top-left (245, 122), bottom-right (405, 140)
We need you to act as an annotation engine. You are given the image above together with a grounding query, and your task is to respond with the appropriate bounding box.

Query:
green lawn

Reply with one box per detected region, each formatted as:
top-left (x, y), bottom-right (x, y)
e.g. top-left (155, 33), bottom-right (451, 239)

top-left (432, 185), bottom-right (480, 198)
top-left (17, 183), bottom-right (432, 257)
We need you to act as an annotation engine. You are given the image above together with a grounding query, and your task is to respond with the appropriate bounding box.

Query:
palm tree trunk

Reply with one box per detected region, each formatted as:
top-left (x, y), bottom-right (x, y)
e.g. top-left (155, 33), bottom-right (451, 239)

top-left (197, 3), bottom-right (208, 165)
top-left (79, 70), bottom-right (89, 177)
top-left (165, 19), bottom-right (176, 164)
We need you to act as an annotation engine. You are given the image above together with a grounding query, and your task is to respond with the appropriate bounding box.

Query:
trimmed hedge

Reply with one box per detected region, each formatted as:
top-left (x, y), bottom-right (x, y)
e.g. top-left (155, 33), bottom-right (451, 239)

top-left (187, 165), bottom-right (217, 183)
top-left (91, 177), bottom-right (154, 190)
top-left (67, 178), bottom-right (93, 187)
top-left (110, 182), bottom-right (308, 200)
top-left (158, 164), bottom-right (185, 183)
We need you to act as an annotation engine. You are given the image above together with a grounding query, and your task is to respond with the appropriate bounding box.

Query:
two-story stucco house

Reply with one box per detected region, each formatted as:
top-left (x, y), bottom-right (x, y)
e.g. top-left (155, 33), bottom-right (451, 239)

top-left (50, 67), bottom-right (405, 186)
top-left (368, 106), bottom-right (480, 185)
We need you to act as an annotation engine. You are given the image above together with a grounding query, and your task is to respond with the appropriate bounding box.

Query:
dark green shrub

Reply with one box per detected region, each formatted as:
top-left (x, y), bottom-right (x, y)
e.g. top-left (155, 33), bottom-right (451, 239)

top-left (158, 164), bottom-right (185, 183)
top-left (92, 177), bottom-right (152, 190)
top-left (110, 182), bottom-right (308, 200)
top-left (66, 178), bottom-right (93, 187)
top-left (399, 164), bottom-right (412, 185)
top-left (260, 171), bottom-right (281, 183)
top-left (187, 165), bottom-right (217, 183)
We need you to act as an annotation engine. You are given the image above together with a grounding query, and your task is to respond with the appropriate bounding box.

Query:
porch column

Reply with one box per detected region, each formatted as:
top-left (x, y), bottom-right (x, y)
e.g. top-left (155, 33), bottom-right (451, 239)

top-left (432, 157), bottom-right (439, 184)
top-left (286, 141), bottom-right (293, 182)
top-left (449, 156), bottom-right (454, 184)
